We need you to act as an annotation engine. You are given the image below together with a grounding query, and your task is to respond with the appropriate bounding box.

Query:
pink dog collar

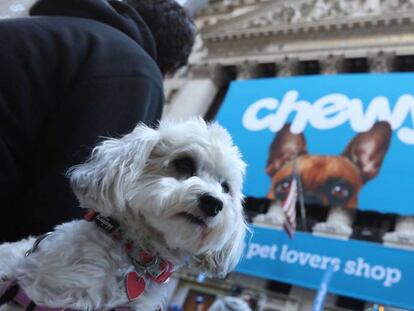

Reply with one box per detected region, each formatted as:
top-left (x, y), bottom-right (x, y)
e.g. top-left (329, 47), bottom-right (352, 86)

top-left (84, 210), bottom-right (174, 301)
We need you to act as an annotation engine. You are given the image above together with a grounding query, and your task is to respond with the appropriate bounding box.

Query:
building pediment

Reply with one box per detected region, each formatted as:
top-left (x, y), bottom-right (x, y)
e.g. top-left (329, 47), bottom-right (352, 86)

top-left (202, 0), bottom-right (414, 40)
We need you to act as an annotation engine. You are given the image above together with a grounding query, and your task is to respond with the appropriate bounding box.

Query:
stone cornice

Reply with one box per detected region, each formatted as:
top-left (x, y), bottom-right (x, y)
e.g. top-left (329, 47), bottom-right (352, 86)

top-left (190, 43), bottom-right (414, 67)
top-left (200, 0), bottom-right (414, 42)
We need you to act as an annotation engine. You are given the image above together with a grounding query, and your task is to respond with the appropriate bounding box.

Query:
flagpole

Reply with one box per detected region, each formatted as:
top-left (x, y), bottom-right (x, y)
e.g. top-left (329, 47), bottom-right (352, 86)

top-left (312, 264), bottom-right (336, 311)
top-left (293, 156), bottom-right (307, 232)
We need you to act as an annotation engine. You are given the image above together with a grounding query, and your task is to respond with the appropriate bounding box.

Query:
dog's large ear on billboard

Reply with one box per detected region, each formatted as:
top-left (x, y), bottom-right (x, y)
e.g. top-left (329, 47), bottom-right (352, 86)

top-left (266, 123), bottom-right (308, 177)
top-left (67, 124), bottom-right (160, 214)
top-left (342, 121), bottom-right (392, 182)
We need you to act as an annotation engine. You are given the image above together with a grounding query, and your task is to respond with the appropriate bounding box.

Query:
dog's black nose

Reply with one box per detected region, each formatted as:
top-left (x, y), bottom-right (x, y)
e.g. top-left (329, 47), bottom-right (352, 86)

top-left (304, 193), bottom-right (324, 206)
top-left (199, 194), bottom-right (223, 217)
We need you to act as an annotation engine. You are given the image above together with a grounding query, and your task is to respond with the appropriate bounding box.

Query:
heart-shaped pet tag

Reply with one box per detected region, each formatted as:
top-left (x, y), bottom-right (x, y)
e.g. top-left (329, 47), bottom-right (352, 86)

top-left (125, 271), bottom-right (146, 301)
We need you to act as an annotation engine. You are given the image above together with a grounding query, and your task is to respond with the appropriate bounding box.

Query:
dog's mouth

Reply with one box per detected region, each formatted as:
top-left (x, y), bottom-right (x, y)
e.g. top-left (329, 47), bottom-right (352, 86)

top-left (176, 212), bottom-right (206, 227)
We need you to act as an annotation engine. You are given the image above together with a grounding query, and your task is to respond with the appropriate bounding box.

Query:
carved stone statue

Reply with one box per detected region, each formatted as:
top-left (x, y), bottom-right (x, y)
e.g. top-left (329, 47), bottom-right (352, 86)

top-left (242, 0), bottom-right (414, 29)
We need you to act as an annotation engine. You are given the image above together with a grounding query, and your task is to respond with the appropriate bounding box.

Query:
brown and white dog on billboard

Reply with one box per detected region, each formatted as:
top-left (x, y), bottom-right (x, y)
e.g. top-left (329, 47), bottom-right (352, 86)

top-left (254, 121), bottom-right (391, 237)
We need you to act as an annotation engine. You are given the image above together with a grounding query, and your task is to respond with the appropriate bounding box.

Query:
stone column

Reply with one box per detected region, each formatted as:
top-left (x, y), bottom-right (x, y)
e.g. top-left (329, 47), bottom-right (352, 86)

top-left (319, 54), bottom-right (345, 74)
top-left (163, 64), bottom-right (227, 119)
top-left (236, 60), bottom-right (265, 80)
top-left (276, 57), bottom-right (300, 76)
top-left (368, 51), bottom-right (395, 73)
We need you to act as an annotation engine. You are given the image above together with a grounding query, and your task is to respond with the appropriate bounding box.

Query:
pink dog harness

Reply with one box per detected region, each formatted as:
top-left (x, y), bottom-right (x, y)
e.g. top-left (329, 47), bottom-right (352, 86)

top-left (0, 279), bottom-right (131, 311)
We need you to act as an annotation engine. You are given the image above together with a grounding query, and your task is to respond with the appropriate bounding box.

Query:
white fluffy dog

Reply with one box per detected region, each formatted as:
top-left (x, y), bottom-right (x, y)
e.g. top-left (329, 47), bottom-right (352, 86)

top-left (0, 119), bottom-right (247, 311)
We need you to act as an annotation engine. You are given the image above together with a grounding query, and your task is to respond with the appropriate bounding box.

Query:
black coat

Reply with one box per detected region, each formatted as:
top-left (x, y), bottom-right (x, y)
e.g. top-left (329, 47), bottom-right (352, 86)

top-left (0, 0), bottom-right (164, 242)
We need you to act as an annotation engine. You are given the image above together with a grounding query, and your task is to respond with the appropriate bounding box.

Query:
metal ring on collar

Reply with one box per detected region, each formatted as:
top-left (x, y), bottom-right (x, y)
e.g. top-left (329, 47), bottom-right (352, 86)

top-left (25, 233), bottom-right (52, 257)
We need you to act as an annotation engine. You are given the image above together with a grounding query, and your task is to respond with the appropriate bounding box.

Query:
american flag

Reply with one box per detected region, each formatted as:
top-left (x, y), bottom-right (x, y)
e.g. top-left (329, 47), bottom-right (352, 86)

top-left (282, 171), bottom-right (299, 238)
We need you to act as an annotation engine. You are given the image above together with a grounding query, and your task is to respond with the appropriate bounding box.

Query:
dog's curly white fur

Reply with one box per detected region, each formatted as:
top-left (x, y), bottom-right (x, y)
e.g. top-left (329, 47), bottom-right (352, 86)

top-left (0, 119), bottom-right (247, 311)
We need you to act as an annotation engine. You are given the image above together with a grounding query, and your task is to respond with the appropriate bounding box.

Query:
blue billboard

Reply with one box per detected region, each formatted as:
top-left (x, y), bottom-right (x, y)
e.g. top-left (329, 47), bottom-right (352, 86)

top-left (236, 226), bottom-right (414, 309)
top-left (217, 73), bottom-right (414, 215)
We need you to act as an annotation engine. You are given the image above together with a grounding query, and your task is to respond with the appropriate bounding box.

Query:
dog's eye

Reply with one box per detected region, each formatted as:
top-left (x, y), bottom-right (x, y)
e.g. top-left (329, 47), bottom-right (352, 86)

top-left (331, 185), bottom-right (349, 199)
top-left (221, 181), bottom-right (230, 194)
top-left (276, 180), bottom-right (291, 193)
top-left (281, 181), bottom-right (290, 190)
top-left (172, 156), bottom-right (196, 176)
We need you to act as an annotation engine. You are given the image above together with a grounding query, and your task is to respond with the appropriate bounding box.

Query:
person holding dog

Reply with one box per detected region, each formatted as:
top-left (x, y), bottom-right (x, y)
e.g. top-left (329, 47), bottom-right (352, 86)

top-left (0, 0), bottom-right (196, 242)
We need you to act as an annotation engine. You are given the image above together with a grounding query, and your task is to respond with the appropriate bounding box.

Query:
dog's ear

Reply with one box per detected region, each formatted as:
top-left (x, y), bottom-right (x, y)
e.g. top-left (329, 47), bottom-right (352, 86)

top-left (191, 221), bottom-right (247, 279)
top-left (266, 123), bottom-right (307, 177)
top-left (67, 123), bottom-right (160, 214)
top-left (342, 121), bottom-right (392, 182)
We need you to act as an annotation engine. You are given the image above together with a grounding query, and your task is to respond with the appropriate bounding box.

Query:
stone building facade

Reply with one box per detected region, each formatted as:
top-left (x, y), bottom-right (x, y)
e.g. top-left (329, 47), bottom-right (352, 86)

top-left (165, 0), bottom-right (414, 117)
top-left (165, 1), bottom-right (414, 310)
